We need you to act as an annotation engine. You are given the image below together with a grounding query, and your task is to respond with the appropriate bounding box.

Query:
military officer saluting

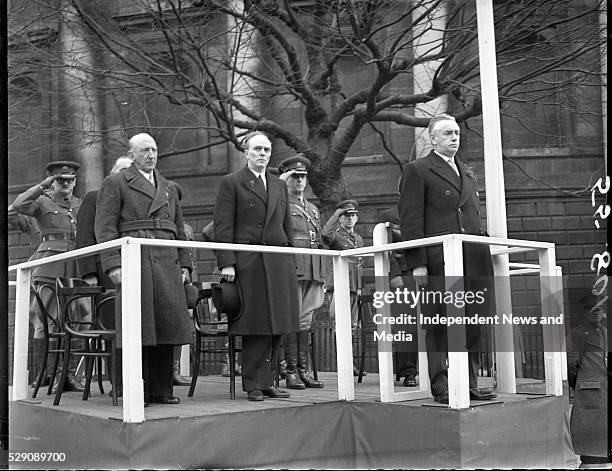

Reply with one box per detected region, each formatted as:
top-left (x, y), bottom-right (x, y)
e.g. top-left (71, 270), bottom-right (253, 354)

top-left (11, 160), bottom-right (87, 391)
top-left (278, 154), bottom-right (325, 389)
top-left (322, 199), bottom-right (365, 376)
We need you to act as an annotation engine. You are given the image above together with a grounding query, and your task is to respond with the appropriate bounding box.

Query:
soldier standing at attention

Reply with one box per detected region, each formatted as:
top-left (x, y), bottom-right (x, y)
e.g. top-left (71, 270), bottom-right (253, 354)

top-left (278, 155), bottom-right (325, 389)
top-left (11, 160), bottom-right (87, 392)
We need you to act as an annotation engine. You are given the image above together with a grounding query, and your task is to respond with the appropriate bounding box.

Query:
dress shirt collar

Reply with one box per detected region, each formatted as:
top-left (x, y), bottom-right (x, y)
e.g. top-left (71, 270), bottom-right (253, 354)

top-left (249, 168), bottom-right (267, 188)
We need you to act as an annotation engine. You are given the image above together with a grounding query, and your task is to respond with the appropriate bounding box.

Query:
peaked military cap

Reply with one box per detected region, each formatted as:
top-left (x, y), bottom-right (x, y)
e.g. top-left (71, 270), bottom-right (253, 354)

top-left (278, 154), bottom-right (309, 175)
top-left (336, 199), bottom-right (359, 215)
top-left (46, 161), bottom-right (80, 179)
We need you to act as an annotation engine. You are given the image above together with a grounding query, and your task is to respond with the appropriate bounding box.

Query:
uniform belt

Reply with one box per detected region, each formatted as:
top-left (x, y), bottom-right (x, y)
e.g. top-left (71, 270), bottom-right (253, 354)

top-left (293, 235), bottom-right (320, 246)
top-left (118, 218), bottom-right (177, 234)
top-left (41, 233), bottom-right (74, 242)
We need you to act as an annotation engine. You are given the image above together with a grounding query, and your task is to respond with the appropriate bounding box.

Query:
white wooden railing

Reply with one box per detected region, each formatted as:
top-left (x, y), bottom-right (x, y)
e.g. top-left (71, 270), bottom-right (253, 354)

top-left (367, 225), bottom-right (565, 408)
top-left (8, 233), bottom-right (564, 421)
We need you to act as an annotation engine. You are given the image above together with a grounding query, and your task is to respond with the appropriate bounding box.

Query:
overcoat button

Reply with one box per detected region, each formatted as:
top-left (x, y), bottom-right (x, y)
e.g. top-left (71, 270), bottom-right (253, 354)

top-left (249, 201), bottom-right (255, 207)
top-left (445, 190), bottom-right (451, 196)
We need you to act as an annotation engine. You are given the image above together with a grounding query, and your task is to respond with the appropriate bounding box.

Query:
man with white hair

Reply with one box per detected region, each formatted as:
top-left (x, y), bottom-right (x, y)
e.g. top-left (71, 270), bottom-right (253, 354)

top-left (95, 134), bottom-right (193, 405)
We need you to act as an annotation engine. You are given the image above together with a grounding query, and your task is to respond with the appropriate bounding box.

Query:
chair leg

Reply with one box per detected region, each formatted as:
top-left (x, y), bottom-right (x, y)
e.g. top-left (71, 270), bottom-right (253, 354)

top-left (229, 337), bottom-right (235, 400)
top-left (96, 340), bottom-right (104, 395)
top-left (358, 300), bottom-right (366, 384)
top-left (32, 338), bottom-right (48, 399)
top-left (110, 341), bottom-right (118, 406)
top-left (309, 329), bottom-right (318, 381)
top-left (48, 338), bottom-right (61, 396)
top-left (188, 334), bottom-right (201, 397)
top-left (53, 338), bottom-right (71, 406)
top-left (83, 355), bottom-right (94, 401)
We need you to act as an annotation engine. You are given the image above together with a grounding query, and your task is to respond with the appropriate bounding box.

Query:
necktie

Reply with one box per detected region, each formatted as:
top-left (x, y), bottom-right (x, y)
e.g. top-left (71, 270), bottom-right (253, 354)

top-left (447, 158), bottom-right (460, 177)
top-left (256, 175), bottom-right (267, 194)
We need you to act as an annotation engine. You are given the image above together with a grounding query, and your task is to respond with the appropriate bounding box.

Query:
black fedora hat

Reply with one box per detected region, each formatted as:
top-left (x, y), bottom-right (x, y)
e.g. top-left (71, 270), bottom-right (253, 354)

top-left (212, 279), bottom-right (243, 321)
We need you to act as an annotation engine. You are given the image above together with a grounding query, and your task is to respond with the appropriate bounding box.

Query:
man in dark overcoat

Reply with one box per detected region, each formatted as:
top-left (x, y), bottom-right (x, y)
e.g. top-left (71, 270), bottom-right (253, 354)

top-left (398, 113), bottom-right (496, 404)
top-left (213, 131), bottom-right (300, 402)
top-left (95, 133), bottom-right (192, 405)
top-left (75, 156), bottom-right (132, 396)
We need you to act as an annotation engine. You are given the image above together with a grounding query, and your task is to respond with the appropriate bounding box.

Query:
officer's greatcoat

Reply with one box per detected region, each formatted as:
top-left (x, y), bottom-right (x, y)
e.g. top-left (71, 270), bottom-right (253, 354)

top-left (567, 322), bottom-right (608, 457)
top-left (214, 166), bottom-right (300, 336)
top-left (94, 164), bottom-right (192, 347)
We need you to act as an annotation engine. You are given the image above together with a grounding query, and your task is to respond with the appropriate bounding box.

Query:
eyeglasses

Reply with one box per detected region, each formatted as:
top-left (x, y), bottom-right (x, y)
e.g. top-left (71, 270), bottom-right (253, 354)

top-left (56, 178), bottom-right (75, 184)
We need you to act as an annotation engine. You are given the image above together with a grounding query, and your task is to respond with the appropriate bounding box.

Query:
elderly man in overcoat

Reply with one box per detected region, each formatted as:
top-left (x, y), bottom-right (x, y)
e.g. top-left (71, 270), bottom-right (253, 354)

top-left (398, 113), bottom-right (496, 404)
top-left (214, 131), bottom-right (300, 402)
top-left (95, 133), bottom-right (192, 405)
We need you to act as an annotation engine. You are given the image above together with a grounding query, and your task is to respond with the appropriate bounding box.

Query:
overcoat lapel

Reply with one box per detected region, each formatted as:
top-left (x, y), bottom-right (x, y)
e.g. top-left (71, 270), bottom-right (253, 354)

top-left (240, 166), bottom-right (267, 205)
top-left (124, 165), bottom-right (156, 200)
top-left (265, 171), bottom-right (280, 227)
top-left (429, 151), bottom-right (462, 192)
top-left (456, 156), bottom-right (476, 208)
top-left (148, 170), bottom-right (172, 216)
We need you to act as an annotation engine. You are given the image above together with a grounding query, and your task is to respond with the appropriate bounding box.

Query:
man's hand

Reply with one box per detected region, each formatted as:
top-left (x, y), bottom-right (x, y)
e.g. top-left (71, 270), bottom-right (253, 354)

top-left (83, 274), bottom-right (99, 286)
top-left (221, 266), bottom-right (236, 282)
top-left (108, 267), bottom-right (122, 285)
top-left (412, 265), bottom-right (428, 288)
top-left (40, 175), bottom-right (56, 189)
top-left (389, 275), bottom-right (404, 290)
top-left (278, 169), bottom-right (295, 182)
top-left (182, 268), bottom-right (191, 283)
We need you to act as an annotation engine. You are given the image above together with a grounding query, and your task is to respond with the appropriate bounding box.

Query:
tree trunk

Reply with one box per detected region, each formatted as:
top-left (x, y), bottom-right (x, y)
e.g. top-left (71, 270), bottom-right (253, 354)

top-left (59, 1), bottom-right (105, 194)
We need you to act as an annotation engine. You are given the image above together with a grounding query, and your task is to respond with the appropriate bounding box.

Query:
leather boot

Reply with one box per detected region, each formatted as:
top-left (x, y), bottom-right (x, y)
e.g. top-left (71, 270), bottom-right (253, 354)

top-left (285, 334), bottom-right (305, 389)
top-left (297, 330), bottom-right (323, 388)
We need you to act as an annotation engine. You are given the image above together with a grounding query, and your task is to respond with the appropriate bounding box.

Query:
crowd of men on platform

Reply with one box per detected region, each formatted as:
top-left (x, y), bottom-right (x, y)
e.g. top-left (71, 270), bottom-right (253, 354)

top-left (9, 115), bottom-right (607, 464)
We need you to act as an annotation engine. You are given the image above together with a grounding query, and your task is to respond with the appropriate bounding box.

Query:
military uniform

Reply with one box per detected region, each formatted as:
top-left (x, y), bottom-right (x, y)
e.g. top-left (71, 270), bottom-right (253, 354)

top-left (11, 162), bottom-right (84, 338)
top-left (289, 193), bottom-right (326, 327)
top-left (11, 160), bottom-right (87, 392)
top-left (322, 200), bottom-right (363, 331)
top-left (278, 155), bottom-right (325, 389)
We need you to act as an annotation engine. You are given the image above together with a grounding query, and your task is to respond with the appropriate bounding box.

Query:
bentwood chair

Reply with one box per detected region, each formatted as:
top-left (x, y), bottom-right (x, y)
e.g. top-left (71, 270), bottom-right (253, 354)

top-left (188, 287), bottom-right (242, 399)
top-left (31, 281), bottom-right (64, 398)
top-left (53, 277), bottom-right (118, 406)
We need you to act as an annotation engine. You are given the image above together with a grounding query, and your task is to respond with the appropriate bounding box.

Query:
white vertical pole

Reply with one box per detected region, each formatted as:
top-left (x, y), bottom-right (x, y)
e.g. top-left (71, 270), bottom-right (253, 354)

top-left (372, 224), bottom-right (394, 402)
top-left (555, 266), bottom-right (567, 381)
top-left (538, 247), bottom-right (563, 397)
top-left (12, 268), bottom-right (31, 401)
top-left (121, 239), bottom-right (145, 423)
top-left (443, 237), bottom-right (470, 409)
top-left (476, 0), bottom-right (515, 393)
top-left (332, 255), bottom-right (355, 401)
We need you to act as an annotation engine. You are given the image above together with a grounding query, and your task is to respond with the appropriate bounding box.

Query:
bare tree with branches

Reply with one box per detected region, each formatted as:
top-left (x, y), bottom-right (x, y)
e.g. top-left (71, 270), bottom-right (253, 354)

top-left (8, 0), bottom-right (606, 209)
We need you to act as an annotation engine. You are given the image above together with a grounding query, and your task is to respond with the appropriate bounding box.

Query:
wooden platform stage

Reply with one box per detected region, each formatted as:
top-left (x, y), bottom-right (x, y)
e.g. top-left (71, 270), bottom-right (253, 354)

top-left (9, 373), bottom-right (568, 469)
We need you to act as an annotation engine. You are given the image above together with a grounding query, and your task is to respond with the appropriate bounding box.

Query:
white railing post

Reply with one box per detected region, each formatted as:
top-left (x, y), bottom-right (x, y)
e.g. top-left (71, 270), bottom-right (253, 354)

top-left (443, 236), bottom-right (470, 409)
top-left (121, 238), bottom-right (145, 423)
top-left (12, 267), bottom-right (31, 401)
top-left (554, 266), bottom-right (567, 381)
top-left (538, 246), bottom-right (563, 396)
top-left (372, 224), bottom-right (394, 402)
top-left (492, 252), bottom-right (516, 394)
top-left (332, 254), bottom-right (355, 401)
